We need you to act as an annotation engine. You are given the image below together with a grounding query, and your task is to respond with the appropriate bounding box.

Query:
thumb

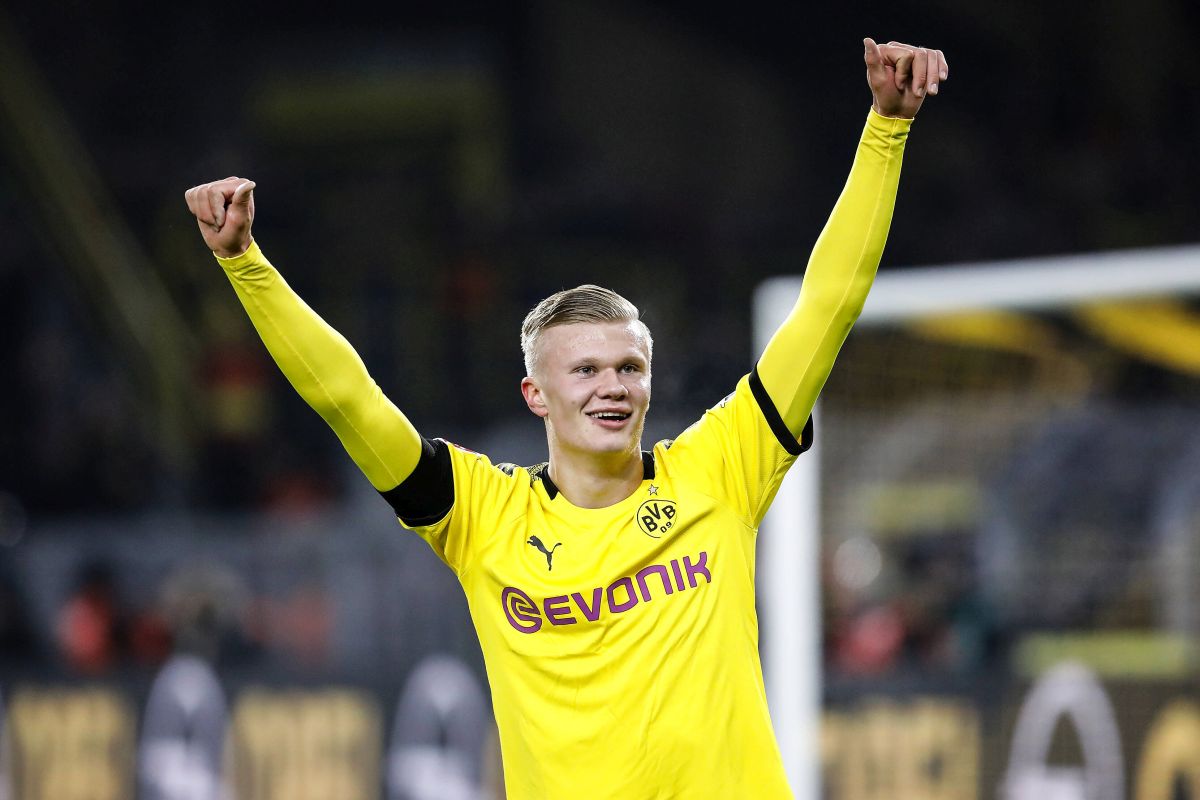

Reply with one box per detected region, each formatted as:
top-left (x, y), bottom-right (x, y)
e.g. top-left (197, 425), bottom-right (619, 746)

top-left (232, 180), bottom-right (256, 206)
top-left (863, 38), bottom-right (886, 83)
top-left (864, 37), bottom-right (892, 91)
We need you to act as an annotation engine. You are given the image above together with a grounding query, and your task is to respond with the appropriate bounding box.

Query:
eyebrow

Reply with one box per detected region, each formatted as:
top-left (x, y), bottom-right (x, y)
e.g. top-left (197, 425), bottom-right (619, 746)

top-left (566, 352), bottom-right (648, 370)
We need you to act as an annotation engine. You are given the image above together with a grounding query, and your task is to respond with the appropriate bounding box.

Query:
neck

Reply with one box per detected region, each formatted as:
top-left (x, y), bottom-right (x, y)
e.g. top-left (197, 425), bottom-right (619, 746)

top-left (546, 444), bottom-right (644, 509)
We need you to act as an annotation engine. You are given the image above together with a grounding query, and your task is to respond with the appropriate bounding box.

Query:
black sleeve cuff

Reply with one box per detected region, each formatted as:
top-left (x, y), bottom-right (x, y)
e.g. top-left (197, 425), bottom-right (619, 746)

top-left (379, 437), bottom-right (455, 526)
top-left (749, 367), bottom-right (814, 456)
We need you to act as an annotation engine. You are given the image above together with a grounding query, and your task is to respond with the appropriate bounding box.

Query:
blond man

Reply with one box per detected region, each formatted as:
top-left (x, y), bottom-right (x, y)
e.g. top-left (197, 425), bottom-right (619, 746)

top-left (185, 38), bottom-right (946, 799)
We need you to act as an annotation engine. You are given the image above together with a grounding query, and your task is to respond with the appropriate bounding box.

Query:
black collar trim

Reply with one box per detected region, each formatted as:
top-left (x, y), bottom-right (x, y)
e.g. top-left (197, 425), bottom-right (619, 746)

top-left (535, 451), bottom-right (656, 501)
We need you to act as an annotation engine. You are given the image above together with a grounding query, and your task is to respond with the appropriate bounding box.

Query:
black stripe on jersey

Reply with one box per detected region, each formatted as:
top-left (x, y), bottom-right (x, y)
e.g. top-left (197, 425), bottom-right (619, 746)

top-left (641, 450), bottom-right (656, 479)
top-left (378, 437), bottom-right (455, 526)
top-left (749, 367), bottom-right (814, 456)
top-left (527, 462), bottom-right (557, 500)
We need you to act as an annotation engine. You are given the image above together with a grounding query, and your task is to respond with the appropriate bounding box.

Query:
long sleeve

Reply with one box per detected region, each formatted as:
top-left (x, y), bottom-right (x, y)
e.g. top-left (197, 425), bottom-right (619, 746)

top-left (756, 108), bottom-right (911, 434)
top-left (215, 241), bottom-right (422, 491)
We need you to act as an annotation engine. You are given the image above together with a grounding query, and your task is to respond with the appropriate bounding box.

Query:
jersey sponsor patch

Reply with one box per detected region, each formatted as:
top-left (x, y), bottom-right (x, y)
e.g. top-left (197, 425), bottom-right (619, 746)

top-left (501, 552), bottom-right (712, 634)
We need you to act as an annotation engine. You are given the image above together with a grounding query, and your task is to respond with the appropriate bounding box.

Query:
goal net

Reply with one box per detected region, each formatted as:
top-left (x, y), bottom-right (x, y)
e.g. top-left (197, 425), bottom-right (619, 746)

top-left (755, 244), bottom-right (1200, 800)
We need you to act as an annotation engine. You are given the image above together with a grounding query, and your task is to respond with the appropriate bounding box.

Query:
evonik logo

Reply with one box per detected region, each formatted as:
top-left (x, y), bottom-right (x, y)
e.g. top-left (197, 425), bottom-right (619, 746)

top-left (501, 552), bottom-right (711, 634)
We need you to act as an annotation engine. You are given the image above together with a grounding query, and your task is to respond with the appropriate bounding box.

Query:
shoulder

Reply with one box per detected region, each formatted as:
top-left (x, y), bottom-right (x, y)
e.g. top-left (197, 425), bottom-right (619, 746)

top-left (495, 460), bottom-right (544, 479)
top-left (685, 371), bottom-right (813, 457)
top-left (664, 376), bottom-right (756, 455)
top-left (445, 442), bottom-right (536, 487)
top-left (495, 460), bottom-right (567, 501)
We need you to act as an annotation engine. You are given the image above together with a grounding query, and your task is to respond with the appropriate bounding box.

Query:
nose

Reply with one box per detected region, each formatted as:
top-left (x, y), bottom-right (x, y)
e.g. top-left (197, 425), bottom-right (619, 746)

top-left (597, 368), bottom-right (628, 399)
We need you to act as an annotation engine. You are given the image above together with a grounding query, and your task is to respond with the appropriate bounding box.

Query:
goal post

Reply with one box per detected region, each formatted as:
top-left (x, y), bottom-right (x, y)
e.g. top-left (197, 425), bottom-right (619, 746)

top-left (754, 243), bottom-right (1200, 799)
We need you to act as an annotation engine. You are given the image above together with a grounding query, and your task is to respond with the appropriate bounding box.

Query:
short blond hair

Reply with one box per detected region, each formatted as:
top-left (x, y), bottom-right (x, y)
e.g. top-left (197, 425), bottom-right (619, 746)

top-left (520, 285), bottom-right (651, 375)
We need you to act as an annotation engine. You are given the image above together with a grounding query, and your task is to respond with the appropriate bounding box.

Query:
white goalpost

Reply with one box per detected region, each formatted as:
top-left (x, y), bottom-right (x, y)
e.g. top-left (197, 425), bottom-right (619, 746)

top-left (753, 243), bottom-right (1200, 799)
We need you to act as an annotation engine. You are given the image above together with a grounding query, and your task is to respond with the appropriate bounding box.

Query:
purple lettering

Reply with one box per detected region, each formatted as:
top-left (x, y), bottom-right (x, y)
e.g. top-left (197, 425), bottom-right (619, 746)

top-left (543, 595), bottom-right (577, 626)
top-left (636, 564), bottom-right (674, 602)
top-left (502, 587), bottom-right (542, 634)
top-left (571, 588), bottom-right (603, 622)
top-left (502, 552), bottom-right (712, 633)
top-left (607, 576), bottom-right (638, 613)
top-left (684, 552), bottom-right (711, 588)
top-left (670, 558), bottom-right (686, 591)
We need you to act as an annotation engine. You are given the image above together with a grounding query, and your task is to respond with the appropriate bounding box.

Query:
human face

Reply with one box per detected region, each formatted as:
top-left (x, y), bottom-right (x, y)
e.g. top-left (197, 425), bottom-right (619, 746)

top-left (521, 320), bottom-right (652, 460)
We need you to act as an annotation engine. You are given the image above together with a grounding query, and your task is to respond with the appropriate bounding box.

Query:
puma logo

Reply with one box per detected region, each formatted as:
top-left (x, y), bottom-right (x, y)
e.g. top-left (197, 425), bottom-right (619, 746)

top-left (527, 535), bottom-right (562, 571)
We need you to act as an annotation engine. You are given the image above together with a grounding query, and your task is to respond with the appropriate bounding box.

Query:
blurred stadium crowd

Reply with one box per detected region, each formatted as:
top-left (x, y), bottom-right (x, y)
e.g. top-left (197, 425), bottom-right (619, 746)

top-left (1, 0), bottom-right (1199, 729)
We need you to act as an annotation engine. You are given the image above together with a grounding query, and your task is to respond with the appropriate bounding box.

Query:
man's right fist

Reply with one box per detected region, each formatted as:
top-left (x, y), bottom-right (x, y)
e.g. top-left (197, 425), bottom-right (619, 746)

top-left (184, 177), bottom-right (256, 258)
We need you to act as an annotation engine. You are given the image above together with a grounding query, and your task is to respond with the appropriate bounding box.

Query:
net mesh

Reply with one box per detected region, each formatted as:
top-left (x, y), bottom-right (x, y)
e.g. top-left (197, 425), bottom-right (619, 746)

top-left (811, 296), bottom-right (1200, 798)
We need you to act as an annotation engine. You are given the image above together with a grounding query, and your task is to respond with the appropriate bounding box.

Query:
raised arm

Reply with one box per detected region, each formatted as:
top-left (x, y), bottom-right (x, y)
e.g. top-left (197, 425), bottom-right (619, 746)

top-left (183, 177), bottom-right (422, 491)
top-left (757, 39), bottom-right (947, 434)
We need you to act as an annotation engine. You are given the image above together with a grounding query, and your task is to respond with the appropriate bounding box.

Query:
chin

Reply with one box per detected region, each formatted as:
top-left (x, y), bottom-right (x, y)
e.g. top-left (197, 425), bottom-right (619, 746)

top-left (594, 440), bottom-right (638, 456)
top-left (593, 429), bottom-right (644, 455)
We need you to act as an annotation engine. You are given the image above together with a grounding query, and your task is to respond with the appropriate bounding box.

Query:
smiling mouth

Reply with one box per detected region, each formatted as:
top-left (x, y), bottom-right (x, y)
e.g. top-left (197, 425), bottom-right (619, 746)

top-left (587, 411), bottom-right (632, 422)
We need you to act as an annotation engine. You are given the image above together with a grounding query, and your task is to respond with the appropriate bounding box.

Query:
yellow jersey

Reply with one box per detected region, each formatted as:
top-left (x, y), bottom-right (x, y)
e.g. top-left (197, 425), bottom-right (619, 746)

top-left (214, 108), bottom-right (911, 799)
top-left (391, 373), bottom-right (811, 798)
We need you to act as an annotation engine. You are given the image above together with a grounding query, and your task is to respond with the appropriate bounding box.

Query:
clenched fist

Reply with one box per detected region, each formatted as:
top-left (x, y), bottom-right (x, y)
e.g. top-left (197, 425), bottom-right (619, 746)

top-left (864, 38), bottom-right (948, 119)
top-left (184, 177), bottom-right (256, 258)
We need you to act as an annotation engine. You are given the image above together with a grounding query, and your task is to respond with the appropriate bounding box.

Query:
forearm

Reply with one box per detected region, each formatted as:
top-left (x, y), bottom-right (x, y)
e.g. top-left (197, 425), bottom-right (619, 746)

top-left (757, 108), bottom-right (910, 431)
top-left (215, 241), bottom-right (422, 490)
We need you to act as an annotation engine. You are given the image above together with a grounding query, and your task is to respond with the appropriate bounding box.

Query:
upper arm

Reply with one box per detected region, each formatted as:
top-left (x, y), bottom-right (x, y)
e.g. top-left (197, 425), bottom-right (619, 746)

top-left (386, 441), bottom-right (515, 575)
top-left (216, 241), bottom-right (425, 490)
top-left (755, 288), bottom-right (859, 436)
top-left (379, 437), bottom-right (455, 526)
top-left (756, 109), bottom-right (910, 435)
top-left (321, 376), bottom-right (425, 491)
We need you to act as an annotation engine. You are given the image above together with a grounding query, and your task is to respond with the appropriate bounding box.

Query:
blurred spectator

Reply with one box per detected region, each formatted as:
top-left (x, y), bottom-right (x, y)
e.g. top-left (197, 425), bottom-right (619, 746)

top-left (896, 538), bottom-right (1000, 674)
top-left (56, 558), bottom-right (171, 674)
top-left (55, 559), bottom-right (124, 674)
top-left (831, 602), bottom-right (906, 677)
top-left (160, 563), bottom-right (255, 665)
top-left (246, 583), bottom-right (333, 671)
top-left (826, 535), bottom-right (1000, 678)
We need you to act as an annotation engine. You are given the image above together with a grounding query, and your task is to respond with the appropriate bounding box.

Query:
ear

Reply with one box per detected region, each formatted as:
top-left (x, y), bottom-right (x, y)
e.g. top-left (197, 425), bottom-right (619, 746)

top-left (521, 376), bottom-right (549, 418)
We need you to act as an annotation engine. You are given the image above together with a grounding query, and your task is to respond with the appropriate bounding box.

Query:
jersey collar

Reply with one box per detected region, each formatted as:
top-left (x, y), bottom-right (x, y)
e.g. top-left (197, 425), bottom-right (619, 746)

top-left (537, 450), bottom-right (656, 501)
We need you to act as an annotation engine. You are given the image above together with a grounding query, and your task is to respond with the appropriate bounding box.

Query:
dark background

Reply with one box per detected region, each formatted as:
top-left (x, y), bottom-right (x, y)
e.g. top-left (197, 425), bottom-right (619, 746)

top-left (0, 8), bottom-right (1197, 797)
top-left (3, 0), bottom-right (1195, 516)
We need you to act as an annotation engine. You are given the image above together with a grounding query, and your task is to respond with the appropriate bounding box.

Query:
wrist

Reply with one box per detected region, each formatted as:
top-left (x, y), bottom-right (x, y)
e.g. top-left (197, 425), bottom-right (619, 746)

top-left (871, 102), bottom-right (913, 121)
top-left (214, 237), bottom-right (253, 260)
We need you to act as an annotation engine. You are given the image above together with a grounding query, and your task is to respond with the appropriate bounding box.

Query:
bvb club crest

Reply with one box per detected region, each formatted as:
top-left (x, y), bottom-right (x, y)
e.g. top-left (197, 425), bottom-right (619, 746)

top-left (636, 498), bottom-right (678, 538)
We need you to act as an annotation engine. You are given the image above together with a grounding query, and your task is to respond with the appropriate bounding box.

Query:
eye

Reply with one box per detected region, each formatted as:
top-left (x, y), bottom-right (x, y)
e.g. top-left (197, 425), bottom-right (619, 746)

top-left (620, 364), bottom-right (640, 374)
top-left (575, 365), bottom-right (596, 376)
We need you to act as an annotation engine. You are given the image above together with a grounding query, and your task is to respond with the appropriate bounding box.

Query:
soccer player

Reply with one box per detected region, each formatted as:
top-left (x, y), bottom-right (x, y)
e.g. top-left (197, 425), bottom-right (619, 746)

top-left (185, 38), bottom-right (946, 798)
